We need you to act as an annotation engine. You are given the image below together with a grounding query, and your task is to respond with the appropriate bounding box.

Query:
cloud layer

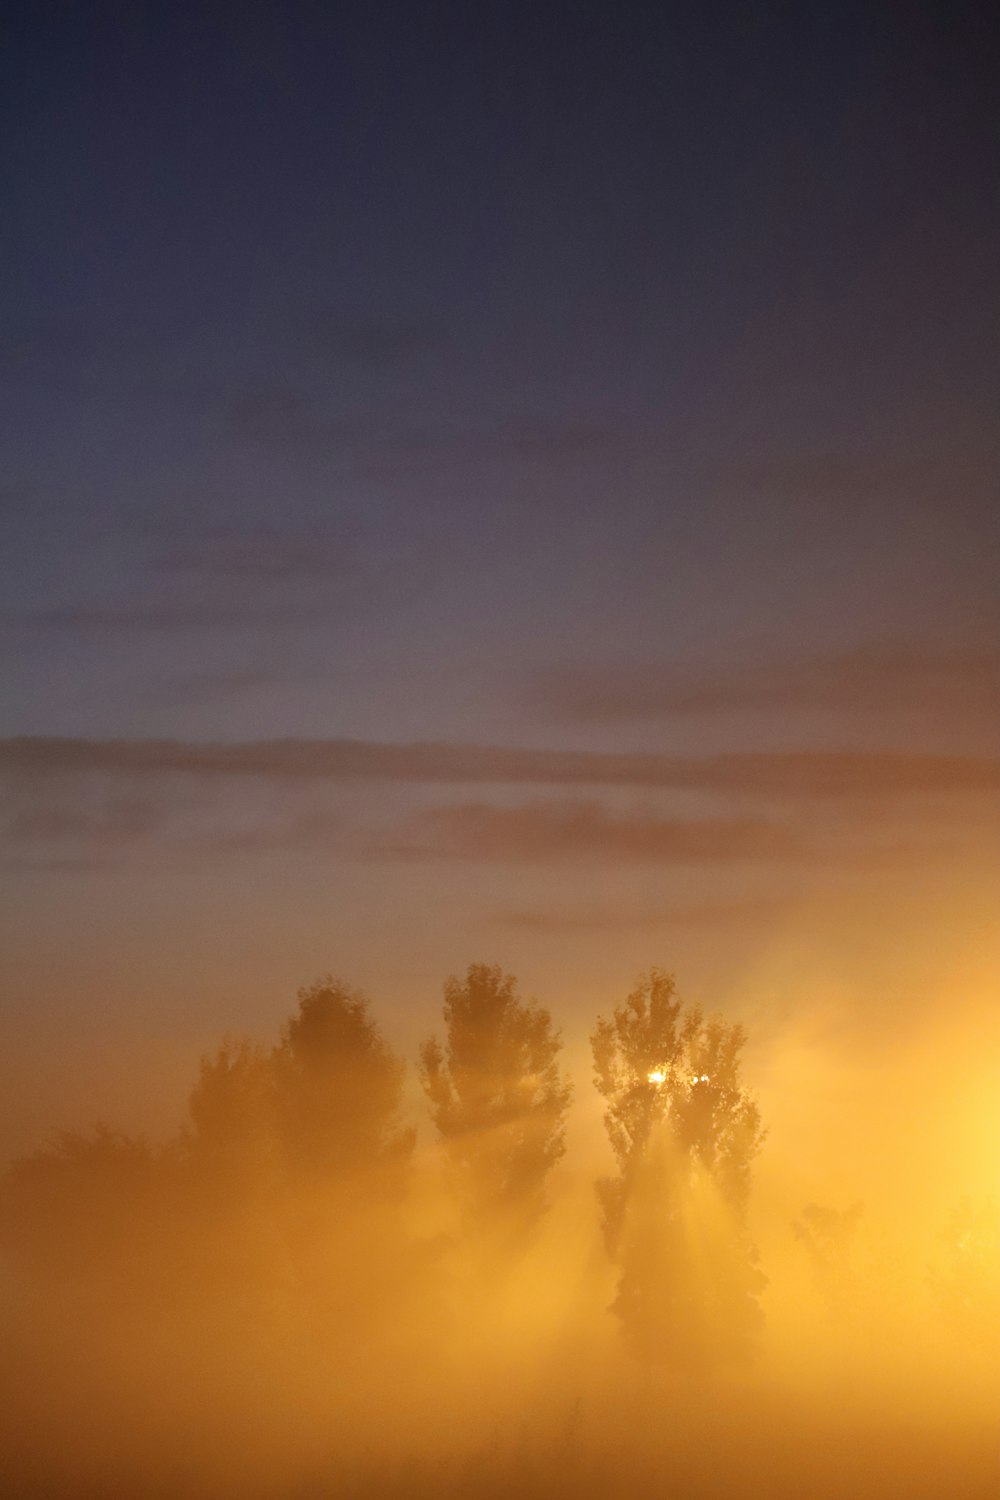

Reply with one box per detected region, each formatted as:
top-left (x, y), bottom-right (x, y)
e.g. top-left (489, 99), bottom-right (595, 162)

top-left (531, 643), bottom-right (1000, 726)
top-left (2, 736), bottom-right (996, 798)
top-left (395, 800), bottom-right (805, 863)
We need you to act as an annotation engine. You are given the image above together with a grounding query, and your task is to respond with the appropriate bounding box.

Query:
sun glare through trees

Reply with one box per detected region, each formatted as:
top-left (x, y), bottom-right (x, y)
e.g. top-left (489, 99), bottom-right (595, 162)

top-left (2, 963), bottom-right (998, 1497)
top-left (3, 1), bottom-right (998, 1495)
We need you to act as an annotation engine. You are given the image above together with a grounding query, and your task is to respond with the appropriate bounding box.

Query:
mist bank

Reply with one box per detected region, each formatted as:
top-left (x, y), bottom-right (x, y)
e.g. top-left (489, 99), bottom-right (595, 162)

top-left (1, 964), bottom-right (996, 1499)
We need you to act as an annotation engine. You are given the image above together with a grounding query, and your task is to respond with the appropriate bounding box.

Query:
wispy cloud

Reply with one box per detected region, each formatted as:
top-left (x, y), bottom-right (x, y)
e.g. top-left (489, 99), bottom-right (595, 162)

top-left (0, 516), bottom-right (370, 633)
top-left (392, 800), bottom-right (806, 863)
top-left (299, 311), bottom-right (444, 366)
top-left (216, 381), bottom-right (624, 473)
top-left (147, 523), bottom-right (358, 583)
top-left (3, 737), bottom-right (990, 875)
top-left (1, 737), bottom-right (996, 798)
top-left (702, 449), bottom-right (998, 509)
top-left (502, 416), bottom-right (621, 462)
top-left (497, 898), bottom-right (790, 933)
top-left (6, 797), bottom-right (166, 845)
top-left (0, 599), bottom-right (329, 632)
top-left (219, 388), bottom-right (368, 449)
top-left (0, 309), bottom-right (445, 392)
top-left (1, 786), bottom-right (176, 871)
top-left (530, 642), bottom-right (1000, 725)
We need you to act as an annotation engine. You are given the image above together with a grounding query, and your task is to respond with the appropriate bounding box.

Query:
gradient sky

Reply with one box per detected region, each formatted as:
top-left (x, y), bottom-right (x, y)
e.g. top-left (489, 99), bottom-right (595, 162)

top-left (2, 3), bottom-right (998, 1156)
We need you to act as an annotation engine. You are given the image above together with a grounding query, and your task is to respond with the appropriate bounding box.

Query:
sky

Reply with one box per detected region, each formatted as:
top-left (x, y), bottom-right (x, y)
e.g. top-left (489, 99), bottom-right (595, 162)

top-left (1, 1), bottom-right (998, 1157)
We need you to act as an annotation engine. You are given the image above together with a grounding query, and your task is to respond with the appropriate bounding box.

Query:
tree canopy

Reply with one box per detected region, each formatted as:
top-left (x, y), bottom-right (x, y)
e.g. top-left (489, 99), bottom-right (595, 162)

top-left (273, 976), bottom-right (414, 1189)
top-left (420, 962), bottom-right (572, 1255)
top-left (591, 969), bottom-right (766, 1365)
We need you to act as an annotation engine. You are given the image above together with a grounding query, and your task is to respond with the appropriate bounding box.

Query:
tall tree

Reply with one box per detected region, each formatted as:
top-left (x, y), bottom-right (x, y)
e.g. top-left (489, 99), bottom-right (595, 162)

top-left (187, 1037), bottom-right (277, 1187)
top-left (929, 1196), bottom-right (1000, 1355)
top-left (793, 1201), bottom-right (864, 1313)
top-left (420, 963), bottom-right (572, 1258)
top-left (182, 1037), bottom-right (285, 1295)
top-left (268, 978), bottom-right (421, 1350)
top-left (591, 969), bottom-right (766, 1366)
top-left (273, 976), bottom-right (414, 1191)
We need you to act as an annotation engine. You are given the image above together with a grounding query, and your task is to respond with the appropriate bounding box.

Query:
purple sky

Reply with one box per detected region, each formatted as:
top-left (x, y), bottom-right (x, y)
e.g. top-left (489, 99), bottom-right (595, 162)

top-left (1, 3), bottom-right (997, 1155)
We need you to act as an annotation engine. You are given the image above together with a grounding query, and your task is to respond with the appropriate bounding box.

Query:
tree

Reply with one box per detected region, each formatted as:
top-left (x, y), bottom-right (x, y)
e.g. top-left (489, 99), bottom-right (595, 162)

top-left (591, 969), bottom-right (766, 1366)
top-left (793, 1201), bottom-right (864, 1313)
top-left (272, 976), bottom-right (414, 1191)
top-left (0, 1125), bottom-right (166, 1284)
top-left (266, 978), bottom-right (420, 1348)
top-left (929, 1196), bottom-right (1000, 1356)
top-left (187, 1037), bottom-right (278, 1187)
top-left (179, 1036), bottom-right (287, 1298)
top-left (420, 963), bottom-right (572, 1260)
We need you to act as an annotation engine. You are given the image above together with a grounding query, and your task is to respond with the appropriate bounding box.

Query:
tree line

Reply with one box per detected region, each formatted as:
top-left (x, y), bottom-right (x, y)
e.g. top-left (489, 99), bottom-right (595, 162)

top-left (1, 964), bottom-right (993, 1370)
top-left (0, 965), bottom-right (765, 1369)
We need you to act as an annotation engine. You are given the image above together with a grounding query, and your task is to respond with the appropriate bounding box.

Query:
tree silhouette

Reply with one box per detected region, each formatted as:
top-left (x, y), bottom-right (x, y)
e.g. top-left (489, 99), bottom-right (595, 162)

top-left (273, 976), bottom-right (414, 1191)
top-left (187, 1036), bottom-right (278, 1190)
top-left (420, 963), bottom-right (572, 1259)
top-left (929, 1196), bottom-right (1000, 1355)
top-left (179, 1036), bottom-right (288, 1301)
top-left (195, 978), bottom-right (422, 1350)
top-left (793, 1201), bottom-right (864, 1313)
top-left (0, 977), bottom-right (432, 1434)
top-left (591, 969), bottom-right (766, 1366)
top-left (0, 1125), bottom-right (166, 1284)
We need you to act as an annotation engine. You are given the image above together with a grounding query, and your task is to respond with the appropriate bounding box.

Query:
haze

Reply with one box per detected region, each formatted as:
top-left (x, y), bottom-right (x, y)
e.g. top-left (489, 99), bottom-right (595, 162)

top-left (1, 4), bottom-right (997, 1497)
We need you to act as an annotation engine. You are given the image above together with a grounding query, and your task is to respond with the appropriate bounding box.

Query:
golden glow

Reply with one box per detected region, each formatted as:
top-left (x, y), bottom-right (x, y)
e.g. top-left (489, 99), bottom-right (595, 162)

top-left (1, 951), bottom-right (997, 1496)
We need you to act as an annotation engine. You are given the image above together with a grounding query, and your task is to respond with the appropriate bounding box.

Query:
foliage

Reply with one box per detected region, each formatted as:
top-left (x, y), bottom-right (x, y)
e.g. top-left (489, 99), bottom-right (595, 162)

top-left (793, 1201), bottom-right (864, 1312)
top-left (0, 1124), bottom-right (174, 1287)
top-left (929, 1196), bottom-right (1000, 1354)
top-left (420, 963), bottom-right (572, 1254)
top-left (0, 977), bottom-right (419, 1339)
top-left (272, 976), bottom-right (415, 1190)
top-left (187, 1036), bottom-right (278, 1192)
top-left (591, 968), bottom-right (766, 1365)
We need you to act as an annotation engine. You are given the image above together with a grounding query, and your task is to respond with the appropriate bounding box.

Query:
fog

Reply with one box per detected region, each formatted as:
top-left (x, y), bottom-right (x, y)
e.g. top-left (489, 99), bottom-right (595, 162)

top-left (1, 956), bottom-right (996, 1500)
